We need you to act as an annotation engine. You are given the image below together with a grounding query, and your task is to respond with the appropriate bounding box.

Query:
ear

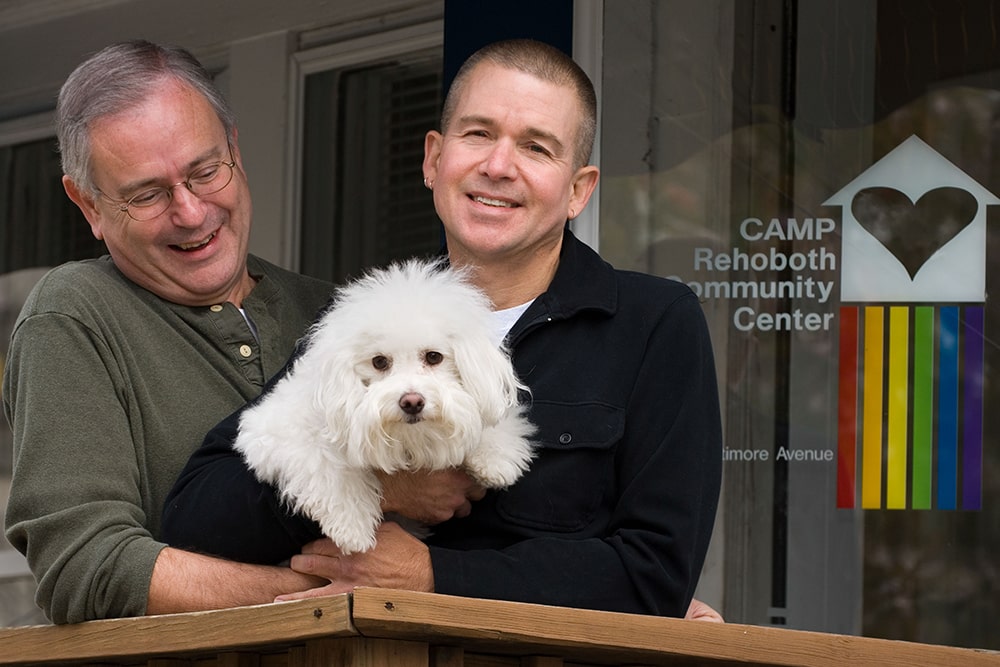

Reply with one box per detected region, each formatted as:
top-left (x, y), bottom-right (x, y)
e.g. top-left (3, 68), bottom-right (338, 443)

top-left (229, 127), bottom-right (245, 171)
top-left (567, 164), bottom-right (600, 220)
top-left (303, 332), bottom-right (364, 446)
top-left (422, 130), bottom-right (443, 186)
top-left (452, 333), bottom-right (524, 426)
top-left (63, 175), bottom-right (107, 241)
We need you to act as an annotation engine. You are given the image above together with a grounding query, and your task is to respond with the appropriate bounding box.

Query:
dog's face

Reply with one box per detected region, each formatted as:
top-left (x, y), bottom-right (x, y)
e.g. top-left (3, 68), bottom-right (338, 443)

top-left (354, 341), bottom-right (464, 426)
top-left (335, 329), bottom-right (501, 472)
top-left (305, 260), bottom-right (527, 473)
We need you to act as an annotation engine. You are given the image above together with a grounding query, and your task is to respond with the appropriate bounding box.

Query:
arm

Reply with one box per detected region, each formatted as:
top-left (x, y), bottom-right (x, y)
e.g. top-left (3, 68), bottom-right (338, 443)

top-left (280, 528), bottom-right (723, 621)
top-left (163, 366), bottom-right (485, 563)
top-left (162, 405), bottom-right (324, 565)
top-left (146, 547), bottom-right (323, 614)
top-left (163, 415), bottom-right (484, 562)
top-left (5, 310), bottom-right (164, 623)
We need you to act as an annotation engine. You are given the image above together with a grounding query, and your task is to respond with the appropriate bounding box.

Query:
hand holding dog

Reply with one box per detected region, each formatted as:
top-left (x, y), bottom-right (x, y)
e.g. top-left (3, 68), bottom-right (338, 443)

top-left (377, 468), bottom-right (486, 523)
top-left (274, 522), bottom-right (431, 602)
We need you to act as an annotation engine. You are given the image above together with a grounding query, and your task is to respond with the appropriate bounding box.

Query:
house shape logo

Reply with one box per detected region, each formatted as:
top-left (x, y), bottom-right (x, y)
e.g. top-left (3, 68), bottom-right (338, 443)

top-left (826, 135), bottom-right (995, 303)
top-left (823, 135), bottom-right (992, 511)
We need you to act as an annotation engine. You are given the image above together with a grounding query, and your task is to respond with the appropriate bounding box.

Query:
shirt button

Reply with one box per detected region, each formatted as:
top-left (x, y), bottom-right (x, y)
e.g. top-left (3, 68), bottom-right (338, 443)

top-left (559, 433), bottom-right (572, 444)
top-left (210, 305), bottom-right (224, 312)
top-left (239, 344), bottom-right (253, 358)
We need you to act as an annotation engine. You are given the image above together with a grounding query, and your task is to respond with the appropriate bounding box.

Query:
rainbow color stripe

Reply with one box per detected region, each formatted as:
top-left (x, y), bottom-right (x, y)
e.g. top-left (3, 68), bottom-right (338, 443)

top-left (837, 305), bottom-right (984, 510)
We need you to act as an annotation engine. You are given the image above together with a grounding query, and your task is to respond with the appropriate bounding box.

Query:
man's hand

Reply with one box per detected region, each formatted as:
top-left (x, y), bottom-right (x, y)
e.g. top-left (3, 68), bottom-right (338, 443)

top-left (377, 468), bottom-right (485, 524)
top-left (275, 521), bottom-right (433, 602)
top-left (684, 598), bottom-right (724, 622)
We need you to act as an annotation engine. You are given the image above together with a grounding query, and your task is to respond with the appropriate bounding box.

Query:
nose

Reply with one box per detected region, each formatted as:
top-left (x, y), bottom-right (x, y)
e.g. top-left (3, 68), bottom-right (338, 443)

top-left (167, 184), bottom-right (208, 226)
top-left (480, 140), bottom-right (517, 180)
top-left (399, 392), bottom-right (425, 416)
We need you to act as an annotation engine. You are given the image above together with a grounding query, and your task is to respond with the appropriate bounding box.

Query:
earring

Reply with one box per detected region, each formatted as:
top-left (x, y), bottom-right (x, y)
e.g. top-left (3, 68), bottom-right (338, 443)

top-left (423, 177), bottom-right (433, 190)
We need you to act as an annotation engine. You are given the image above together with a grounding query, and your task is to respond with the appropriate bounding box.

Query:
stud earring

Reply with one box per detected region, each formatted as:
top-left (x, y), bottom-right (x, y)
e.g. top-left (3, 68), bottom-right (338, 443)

top-left (423, 177), bottom-right (433, 190)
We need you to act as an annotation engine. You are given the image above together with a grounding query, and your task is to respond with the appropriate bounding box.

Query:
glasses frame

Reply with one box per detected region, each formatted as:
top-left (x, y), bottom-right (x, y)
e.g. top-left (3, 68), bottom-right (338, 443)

top-left (95, 144), bottom-right (237, 221)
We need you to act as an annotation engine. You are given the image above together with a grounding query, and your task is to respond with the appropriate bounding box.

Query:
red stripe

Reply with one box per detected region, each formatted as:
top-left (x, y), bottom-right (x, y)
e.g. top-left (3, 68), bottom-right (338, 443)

top-left (837, 306), bottom-right (859, 508)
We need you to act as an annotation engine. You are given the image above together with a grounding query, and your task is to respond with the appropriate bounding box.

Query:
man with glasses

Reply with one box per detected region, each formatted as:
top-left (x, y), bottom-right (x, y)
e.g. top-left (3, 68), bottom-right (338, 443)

top-left (3, 40), bottom-right (483, 624)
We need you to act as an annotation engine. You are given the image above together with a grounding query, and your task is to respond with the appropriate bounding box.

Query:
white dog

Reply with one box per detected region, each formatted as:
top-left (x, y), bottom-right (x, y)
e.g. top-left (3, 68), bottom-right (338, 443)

top-left (233, 259), bottom-right (535, 554)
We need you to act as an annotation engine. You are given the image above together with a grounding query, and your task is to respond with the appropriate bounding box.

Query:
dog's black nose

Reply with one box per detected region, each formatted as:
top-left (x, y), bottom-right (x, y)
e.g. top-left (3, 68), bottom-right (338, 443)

top-left (399, 392), bottom-right (425, 415)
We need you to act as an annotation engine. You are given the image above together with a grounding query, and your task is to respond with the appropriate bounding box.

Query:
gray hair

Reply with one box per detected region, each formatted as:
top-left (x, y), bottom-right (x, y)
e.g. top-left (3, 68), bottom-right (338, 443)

top-left (440, 39), bottom-right (597, 170)
top-left (56, 40), bottom-right (236, 191)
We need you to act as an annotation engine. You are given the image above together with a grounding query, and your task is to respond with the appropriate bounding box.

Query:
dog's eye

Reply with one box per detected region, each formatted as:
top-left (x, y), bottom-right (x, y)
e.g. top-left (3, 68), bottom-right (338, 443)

top-left (424, 350), bottom-right (444, 366)
top-left (372, 355), bottom-right (391, 371)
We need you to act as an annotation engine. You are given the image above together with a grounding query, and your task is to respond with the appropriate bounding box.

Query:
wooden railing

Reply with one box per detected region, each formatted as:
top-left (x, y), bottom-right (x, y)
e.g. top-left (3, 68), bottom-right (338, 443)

top-left (1, 588), bottom-right (997, 666)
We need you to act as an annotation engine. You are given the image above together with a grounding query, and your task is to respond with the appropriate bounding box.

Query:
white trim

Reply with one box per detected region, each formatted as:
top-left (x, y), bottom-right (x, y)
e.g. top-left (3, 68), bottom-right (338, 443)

top-left (283, 20), bottom-right (444, 270)
top-left (0, 0), bottom-right (125, 31)
top-left (0, 111), bottom-right (55, 147)
top-left (570, 0), bottom-right (603, 252)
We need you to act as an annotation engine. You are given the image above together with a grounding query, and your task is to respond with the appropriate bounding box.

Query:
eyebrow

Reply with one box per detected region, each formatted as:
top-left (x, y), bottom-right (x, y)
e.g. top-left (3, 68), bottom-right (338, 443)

top-left (114, 145), bottom-right (228, 196)
top-left (455, 114), bottom-right (567, 156)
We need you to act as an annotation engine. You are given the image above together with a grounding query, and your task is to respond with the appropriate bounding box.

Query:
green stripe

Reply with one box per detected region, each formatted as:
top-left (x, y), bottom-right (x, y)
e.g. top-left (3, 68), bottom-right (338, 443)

top-left (911, 306), bottom-right (934, 509)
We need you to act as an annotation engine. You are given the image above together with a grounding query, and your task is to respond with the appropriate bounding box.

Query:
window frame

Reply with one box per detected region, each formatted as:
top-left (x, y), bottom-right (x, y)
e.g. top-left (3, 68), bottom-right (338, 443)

top-left (284, 21), bottom-right (444, 272)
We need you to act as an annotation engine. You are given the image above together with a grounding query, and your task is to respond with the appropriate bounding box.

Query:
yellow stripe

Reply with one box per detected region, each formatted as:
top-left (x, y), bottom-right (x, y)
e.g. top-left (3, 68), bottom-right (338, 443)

top-left (886, 307), bottom-right (909, 509)
top-left (862, 307), bottom-right (884, 509)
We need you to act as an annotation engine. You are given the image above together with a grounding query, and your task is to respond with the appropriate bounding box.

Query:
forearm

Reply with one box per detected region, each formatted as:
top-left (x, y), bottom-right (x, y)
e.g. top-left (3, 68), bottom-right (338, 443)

top-left (146, 546), bottom-right (325, 615)
top-left (162, 408), bottom-right (324, 564)
top-left (428, 536), bottom-right (678, 615)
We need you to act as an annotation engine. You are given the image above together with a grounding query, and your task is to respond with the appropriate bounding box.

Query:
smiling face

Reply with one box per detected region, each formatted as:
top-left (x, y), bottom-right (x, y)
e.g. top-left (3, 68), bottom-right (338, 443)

top-left (63, 78), bottom-right (255, 307)
top-left (422, 62), bottom-right (599, 281)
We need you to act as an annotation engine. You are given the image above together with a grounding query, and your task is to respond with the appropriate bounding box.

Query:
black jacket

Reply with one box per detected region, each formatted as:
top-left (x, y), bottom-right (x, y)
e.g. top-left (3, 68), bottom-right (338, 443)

top-left (163, 230), bottom-right (722, 617)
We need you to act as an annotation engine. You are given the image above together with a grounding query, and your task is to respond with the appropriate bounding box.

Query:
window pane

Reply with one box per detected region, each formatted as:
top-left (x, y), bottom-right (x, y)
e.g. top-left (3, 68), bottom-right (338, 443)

top-left (599, 0), bottom-right (1000, 650)
top-left (0, 137), bottom-right (103, 275)
top-left (300, 52), bottom-right (443, 284)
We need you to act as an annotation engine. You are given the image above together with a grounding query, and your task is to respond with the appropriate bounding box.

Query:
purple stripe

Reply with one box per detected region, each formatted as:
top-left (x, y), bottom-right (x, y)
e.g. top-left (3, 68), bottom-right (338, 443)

top-left (962, 307), bottom-right (984, 511)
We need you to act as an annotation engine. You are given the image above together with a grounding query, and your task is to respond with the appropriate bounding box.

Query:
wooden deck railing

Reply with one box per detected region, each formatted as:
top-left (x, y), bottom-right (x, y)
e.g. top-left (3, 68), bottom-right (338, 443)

top-left (1, 587), bottom-right (997, 666)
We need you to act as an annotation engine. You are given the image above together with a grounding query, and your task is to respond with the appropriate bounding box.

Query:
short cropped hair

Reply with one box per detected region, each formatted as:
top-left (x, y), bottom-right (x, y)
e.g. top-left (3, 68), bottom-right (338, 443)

top-left (440, 39), bottom-right (597, 170)
top-left (56, 40), bottom-right (236, 192)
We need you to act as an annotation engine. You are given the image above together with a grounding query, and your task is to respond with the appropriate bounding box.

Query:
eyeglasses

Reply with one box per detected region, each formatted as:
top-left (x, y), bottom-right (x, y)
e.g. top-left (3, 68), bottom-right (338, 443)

top-left (96, 147), bottom-right (237, 221)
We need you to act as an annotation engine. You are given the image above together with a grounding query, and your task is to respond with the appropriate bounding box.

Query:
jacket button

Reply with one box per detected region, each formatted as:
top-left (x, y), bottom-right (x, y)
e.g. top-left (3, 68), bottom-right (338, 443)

top-left (239, 344), bottom-right (253, 358)
top-left (558, 433), bottom-right (572, 444)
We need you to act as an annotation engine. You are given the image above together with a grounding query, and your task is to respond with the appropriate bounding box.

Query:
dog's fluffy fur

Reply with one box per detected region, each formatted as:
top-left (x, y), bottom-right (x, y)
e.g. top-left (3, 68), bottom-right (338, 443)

top-left (234, 259), bottom-right (535, 554)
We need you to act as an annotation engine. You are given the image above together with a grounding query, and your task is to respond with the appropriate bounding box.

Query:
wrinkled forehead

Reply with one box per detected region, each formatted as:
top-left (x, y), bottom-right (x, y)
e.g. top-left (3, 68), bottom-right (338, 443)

top-left (87, 82), bottom-right (229, 186)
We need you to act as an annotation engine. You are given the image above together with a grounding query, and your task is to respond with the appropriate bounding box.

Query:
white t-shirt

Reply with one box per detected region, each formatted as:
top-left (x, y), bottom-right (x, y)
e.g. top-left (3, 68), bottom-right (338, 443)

top-left (491, 300), bottom-right (533, 345)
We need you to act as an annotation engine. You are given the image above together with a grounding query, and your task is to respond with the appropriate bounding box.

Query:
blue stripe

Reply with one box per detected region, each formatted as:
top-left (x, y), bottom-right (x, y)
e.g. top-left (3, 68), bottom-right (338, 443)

top-left (937, 307), bottom-right (959, 510)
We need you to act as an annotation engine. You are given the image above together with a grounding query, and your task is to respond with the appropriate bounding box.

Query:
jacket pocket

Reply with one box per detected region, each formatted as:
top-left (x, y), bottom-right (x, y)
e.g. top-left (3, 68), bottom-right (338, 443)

top-left (495, 400), bottom-right (623, 532)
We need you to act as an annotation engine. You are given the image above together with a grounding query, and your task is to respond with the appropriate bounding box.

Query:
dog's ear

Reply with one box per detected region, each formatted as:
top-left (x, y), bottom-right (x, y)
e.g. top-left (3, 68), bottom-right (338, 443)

top-left (297, 318), bottom-right (366, 447)
top-left (451, 332), bottom-right (526, 425)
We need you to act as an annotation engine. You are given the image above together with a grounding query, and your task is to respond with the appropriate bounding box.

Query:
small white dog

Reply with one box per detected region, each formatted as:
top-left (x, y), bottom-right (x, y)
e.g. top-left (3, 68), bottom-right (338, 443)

top-left (234, 259), bottom-right (535, 554)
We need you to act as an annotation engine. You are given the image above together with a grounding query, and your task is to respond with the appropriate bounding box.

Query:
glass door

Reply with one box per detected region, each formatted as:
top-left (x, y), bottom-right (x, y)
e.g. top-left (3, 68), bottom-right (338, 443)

top-left (597, 0), bottom-right (1000, 649)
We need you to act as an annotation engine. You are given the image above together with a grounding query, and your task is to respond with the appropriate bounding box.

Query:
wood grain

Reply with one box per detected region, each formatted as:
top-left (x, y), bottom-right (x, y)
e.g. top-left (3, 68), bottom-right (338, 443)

top-left (349, 588), bottom-right (1000, 667)
top-left (1, 589), bottom-right (998, 667)
top-left (0, 596), bottom-right (354, 665)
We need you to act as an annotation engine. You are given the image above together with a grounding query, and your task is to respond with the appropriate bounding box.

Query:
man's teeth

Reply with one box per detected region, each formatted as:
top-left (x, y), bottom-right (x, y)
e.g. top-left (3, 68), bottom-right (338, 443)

top-left (178, 234), bottom-right (214, 250)
top-left (474, 195), bottom-right (515, 208)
